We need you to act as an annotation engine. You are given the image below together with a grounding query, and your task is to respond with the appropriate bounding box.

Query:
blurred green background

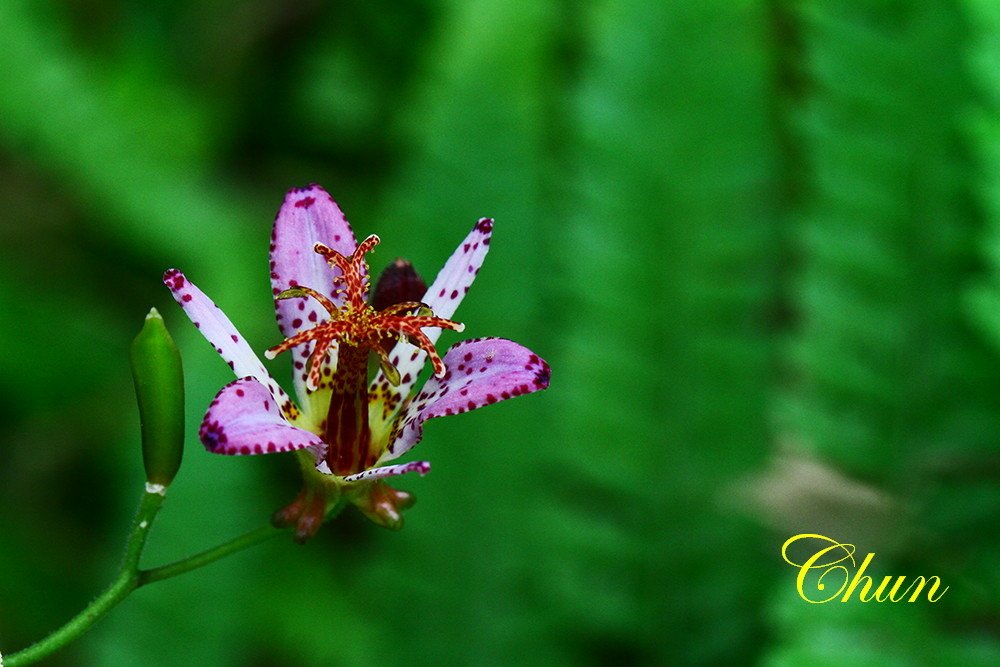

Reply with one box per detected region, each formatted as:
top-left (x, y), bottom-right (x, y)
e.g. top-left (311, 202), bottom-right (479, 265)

top-left (1, 0), bottom-right (998, 665)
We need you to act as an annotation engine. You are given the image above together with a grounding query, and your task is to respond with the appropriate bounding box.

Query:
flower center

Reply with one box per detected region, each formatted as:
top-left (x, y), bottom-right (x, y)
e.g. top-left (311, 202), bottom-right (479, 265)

top-left (265, 234), bottom-right (464, 475)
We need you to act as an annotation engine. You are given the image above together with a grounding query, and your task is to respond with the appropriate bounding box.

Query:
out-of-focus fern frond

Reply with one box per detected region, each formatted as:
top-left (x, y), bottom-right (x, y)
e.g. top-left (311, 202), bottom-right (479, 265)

top-left (772, 0), bottom-right (1000, 661)
top-left (784, 0), bottom-right (1000, 478)
top-left (967, 0), bottom-right (1000, 350)
top-left (548, 2), bottom-right (785, 663)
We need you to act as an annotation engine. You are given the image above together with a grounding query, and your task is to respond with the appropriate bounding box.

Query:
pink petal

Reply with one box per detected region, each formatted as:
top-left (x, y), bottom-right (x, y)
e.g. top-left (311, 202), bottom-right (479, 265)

top-left (342, 460), bottom-right (431, 482)
top-left (163, 269), bottom-right (293, 409)
top-left (270, 184), bottom-right (358, 332)
top-left (200, 378), bottom-right (325, 456)
top-left (380, 337), bottom-right (549, 462)
top-left (270, 184), bottom-right (359, 400)
top-left (369, 218), bottom-right (494, 423)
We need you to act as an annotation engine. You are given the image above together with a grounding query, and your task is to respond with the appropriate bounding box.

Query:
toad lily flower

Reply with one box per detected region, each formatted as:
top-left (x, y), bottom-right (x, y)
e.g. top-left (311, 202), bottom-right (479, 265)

top-left (164, 185), bottom-right (550, 539)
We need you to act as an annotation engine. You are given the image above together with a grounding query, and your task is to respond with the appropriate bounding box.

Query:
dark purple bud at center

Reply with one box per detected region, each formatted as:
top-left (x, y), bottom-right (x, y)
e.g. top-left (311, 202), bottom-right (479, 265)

top-left (371, 258), bottom-right (427, 311)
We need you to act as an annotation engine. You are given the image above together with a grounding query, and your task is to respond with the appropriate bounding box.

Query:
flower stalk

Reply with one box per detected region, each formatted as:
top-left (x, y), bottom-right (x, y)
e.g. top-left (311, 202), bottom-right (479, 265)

top-left (2, 309), bottom-right (344, 666)
top-left (4, 489), bottom-right (345, 666)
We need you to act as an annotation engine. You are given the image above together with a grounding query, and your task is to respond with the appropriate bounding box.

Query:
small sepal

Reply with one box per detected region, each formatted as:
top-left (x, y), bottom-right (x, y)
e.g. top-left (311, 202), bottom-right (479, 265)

top-left (272, 451), bottom-right (343, 543)
top-left (349, 481), bottom-right (416, 530)
top-left (272, 487), bottom-right (332, 544)
top-left (130, 308), bottom-right (185, 486)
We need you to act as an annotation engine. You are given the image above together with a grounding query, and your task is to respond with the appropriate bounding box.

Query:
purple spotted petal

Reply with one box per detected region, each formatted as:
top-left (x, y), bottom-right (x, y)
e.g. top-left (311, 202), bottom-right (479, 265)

top-left (271, 184), bottom-right (359, 401)
top-left (163, 269), bottom-right (294, 411)
top-left (420, 218), bottom-right (493, 321)
top-left (342, 460), bottom-right (431, 482)
top-left (369, 218), bottom-right (494, 426)
top-left (380, 337), bottom-right (550, 462)
top-left (200, 378), bottom-right (325, 456)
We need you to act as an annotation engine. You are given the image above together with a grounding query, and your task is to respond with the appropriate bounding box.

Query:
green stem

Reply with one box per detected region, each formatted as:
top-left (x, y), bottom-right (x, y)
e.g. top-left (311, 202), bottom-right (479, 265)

top-left (137, 523), bottom-right (281, 586)
top-left (5, 492), bottom-right (343, 666)
top-left (5, 488), bottom-right (165, 667)
top-left (139, 501), bottom-right (346, 586)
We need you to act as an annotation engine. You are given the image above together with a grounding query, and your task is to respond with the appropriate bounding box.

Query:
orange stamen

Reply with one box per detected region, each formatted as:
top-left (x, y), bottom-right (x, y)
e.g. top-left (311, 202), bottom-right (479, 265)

top-left (268, 235), bottom-right (464, 474)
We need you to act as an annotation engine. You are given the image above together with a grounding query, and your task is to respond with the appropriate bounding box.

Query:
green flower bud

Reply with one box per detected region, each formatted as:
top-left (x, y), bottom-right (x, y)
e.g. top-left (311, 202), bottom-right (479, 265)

top-left (130, 307), bottom-right (185, 487)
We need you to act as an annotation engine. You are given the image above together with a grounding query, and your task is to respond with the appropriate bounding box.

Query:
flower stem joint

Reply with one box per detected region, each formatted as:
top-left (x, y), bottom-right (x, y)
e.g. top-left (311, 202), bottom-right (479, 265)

top-left (165, 185), bottom-right (549, 539)
top-left (130, 308), bottom-right (185, 488)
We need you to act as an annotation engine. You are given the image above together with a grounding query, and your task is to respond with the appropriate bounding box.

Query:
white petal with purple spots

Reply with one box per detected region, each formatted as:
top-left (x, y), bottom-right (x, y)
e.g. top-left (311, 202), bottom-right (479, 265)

top-left (419, 218), bottom-right (493, 322)
top-left (200, 378), bottom-right (325, 456)
top-left (368, 218), bottom-right (494, 432)
top-left (379, 337), bottom-right (550, 462)
top-left (342, 460), bottom-right (431, 482)
top-left (163, 269), bottom-right (293, 411)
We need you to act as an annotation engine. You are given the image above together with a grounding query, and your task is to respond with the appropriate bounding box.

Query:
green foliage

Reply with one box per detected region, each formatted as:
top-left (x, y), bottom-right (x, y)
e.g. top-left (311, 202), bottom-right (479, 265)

top-left (547, 2), bottom-right (783, 663)
top-left (772, 0), bottom-right (1000, 661)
